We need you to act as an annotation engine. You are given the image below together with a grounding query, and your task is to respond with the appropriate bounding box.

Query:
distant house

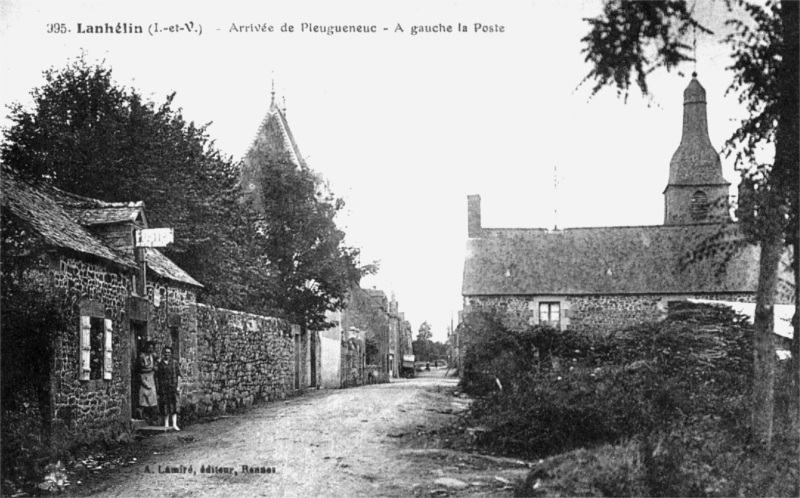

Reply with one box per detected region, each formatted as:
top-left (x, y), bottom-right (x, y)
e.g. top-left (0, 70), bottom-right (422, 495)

top-left (461, 76), bottom-right (794, 335)
top-left (1, 170), bottom-right (202, 451)
top-left (319, 287), bottom-right (413, 386)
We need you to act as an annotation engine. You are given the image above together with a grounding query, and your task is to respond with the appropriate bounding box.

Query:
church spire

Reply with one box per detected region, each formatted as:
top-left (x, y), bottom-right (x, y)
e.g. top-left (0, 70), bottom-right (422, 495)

top-left (663, 74), bottom-right (730, 225)
top-left (240, 82), bottom-right (307, 211)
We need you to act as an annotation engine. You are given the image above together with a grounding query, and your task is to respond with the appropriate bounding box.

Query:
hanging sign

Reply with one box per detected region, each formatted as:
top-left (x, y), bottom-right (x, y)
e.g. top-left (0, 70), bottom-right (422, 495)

top-left (135, 228), bottom-right (174, 248)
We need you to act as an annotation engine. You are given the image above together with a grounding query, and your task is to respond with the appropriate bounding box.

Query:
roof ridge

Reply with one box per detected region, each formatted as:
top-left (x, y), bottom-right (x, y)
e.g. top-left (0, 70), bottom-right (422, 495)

top-left (483, 222), bottom-right (737, 232)
top-left (241, 101), bottom-right (305, 167)
top-left (48, 185), bottom-right (144, 209)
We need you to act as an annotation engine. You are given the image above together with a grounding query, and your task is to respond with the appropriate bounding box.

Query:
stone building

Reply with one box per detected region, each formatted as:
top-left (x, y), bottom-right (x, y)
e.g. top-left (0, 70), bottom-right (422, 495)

top-left (318, 288), bottom-right (413, 387)
top-left (2, 170), bottom-right (307, 462)
top-left (461, 75), bottom-right (794, 335)
top-left (1, 171), bottom-right (202, 451)
top-left (48, 187), bottom-right (204, 425)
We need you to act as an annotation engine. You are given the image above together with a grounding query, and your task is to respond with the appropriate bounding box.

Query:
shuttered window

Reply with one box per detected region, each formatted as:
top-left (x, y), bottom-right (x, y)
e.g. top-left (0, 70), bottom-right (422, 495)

top-left (79, 315), bottom-right (113, 381)
top-left (691, 191), bottom-right (709, 220)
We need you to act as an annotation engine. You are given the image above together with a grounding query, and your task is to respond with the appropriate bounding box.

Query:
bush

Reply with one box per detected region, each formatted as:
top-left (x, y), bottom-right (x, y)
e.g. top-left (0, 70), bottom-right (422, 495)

top-left (461, 302), bottom-right (755, 460)
top-left (1, 258), bottom-right (71, 484)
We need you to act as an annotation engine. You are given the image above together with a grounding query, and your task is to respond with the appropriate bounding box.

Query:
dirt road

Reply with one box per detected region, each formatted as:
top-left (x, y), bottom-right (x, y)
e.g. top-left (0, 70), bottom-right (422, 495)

top-left (65, 371), bottom-right (531, 497)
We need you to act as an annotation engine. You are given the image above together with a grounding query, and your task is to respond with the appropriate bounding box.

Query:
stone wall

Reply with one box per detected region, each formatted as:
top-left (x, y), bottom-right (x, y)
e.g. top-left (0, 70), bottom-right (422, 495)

top-left (136, 279), bottom-right (199, 407)
top-left (7, 253), bottom-right (304, 459)
top-left (465, 292), bottom-right (756, 335)
top-left (566, 295), bottom-right (665, 334)
top-left (339, 288), bottom-right (392, 384)
top-left (48, 255), bottom-right (133, 450)
top-left (186, 304), bottom-right (297, 419)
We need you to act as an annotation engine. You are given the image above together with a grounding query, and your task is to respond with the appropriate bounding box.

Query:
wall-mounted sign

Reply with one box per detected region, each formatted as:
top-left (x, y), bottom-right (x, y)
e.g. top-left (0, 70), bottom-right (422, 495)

top-left (135, 228), bottom-right (174, 248)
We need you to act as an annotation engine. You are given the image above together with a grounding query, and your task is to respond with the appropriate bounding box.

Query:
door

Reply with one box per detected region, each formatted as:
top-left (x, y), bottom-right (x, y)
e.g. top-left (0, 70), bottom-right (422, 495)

top-left (130, 320), bottom-right (147, 419)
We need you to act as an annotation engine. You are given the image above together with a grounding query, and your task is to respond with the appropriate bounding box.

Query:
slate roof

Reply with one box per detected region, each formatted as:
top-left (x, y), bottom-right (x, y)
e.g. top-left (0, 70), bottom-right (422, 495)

top-left (667, 77), bottom-right (728, 187)
top-left (2, 169), bottom-right (201, 287)
top-left (462, 224), bottom-right (759, 296)
top-left (1, 172), bottom-right (137, 268)
top-left (145, 248), bottom-right (203, 288)
top-left (240, 94), bottom-right (309, 210)
top-left (47, 185), bottom-right (201, 287)
top-left (66, 206), bottom-right (144, 226)
top-left (243, 97), bottom-right (307, 168)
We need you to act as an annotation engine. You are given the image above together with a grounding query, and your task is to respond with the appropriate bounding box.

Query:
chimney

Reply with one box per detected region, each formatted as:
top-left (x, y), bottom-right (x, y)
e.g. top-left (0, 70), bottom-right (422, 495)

top-left (467, 195), bottom-right (482, 237)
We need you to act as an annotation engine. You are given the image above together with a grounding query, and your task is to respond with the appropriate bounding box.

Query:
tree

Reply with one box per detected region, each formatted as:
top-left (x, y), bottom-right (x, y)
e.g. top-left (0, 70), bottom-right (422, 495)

top-left (1, 56), bottom-right (268, 313)
top-left (411, 322), bottom-right (449, 363)
top-left (580, 0), bottom-right (798, 449)
top-left (417, 321), bottom-right (433, 342)
top-left (248, 149), bottom-right (367, 331)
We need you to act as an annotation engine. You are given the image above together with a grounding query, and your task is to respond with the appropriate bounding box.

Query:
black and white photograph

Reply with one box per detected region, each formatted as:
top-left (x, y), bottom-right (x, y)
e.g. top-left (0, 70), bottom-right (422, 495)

top-left (1, 0), bottom-right (798, 496)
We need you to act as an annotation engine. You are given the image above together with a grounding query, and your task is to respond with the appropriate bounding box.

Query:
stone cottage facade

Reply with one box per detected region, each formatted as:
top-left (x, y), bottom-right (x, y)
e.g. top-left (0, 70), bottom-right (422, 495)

top-left (461, 76), bottom-right (795, 335)
top-left (48, 188), bottom-right (204, 429)
top-left (1, 171), bottom-right (308, 461)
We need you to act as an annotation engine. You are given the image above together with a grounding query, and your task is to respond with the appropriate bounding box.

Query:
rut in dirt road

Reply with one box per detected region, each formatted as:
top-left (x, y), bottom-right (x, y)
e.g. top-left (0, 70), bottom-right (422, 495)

top-left (66, 373), bottom-right (526, 497)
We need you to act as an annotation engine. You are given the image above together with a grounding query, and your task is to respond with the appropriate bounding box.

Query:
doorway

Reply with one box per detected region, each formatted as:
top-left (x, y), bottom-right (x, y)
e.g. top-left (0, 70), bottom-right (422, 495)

top-left (170, 326), bottom-right (180, 360)
top-left (130, 320), bottom-right (147, 419)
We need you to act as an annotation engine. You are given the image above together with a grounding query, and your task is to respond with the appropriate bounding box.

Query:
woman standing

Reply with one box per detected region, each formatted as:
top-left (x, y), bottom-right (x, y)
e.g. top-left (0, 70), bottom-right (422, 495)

top-left (156, 346), bottom-right (182, 431)
top-left (138, 341), bottom-right (158, 423)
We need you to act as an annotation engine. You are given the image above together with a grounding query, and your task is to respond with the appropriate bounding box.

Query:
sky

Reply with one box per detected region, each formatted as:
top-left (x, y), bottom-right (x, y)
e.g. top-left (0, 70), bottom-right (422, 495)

top-left (1, 0), bottom-right (752, 342)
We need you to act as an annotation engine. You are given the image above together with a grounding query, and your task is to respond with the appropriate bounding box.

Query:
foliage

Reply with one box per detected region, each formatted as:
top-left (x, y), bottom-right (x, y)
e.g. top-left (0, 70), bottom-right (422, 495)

top-left (249, 150), bottom-right (367, 330)
top-left (411, 338), bottom-right (447, 363)
top-left (417, 321), bottom-right (433, 342)
top-left (462, 303), bottom-right (754, 459)
top-left (0, 212), bottom-right (70, 482)
top-left (411, 320), bottom-right (447, 361)
top-left (581, 0), bottom-right (799, 448)
top-left (580, 0), bottom-right (710, 99)
top-left (726, 0), bottom-right (798, 259)
top-left (464, 304), bottom-right (797, 495)
top-left (0, 55), bottom-right (268, 314)
top-left (516, 418), bottom-right (798, 497)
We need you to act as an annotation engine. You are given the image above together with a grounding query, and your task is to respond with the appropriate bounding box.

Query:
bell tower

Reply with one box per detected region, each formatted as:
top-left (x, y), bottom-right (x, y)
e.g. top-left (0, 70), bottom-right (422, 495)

top-left (663, 74), bottom-right (730, 225)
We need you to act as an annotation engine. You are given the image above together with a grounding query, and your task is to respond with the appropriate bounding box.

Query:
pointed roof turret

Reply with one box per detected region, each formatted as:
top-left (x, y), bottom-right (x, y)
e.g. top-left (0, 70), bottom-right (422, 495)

top-left (666, 74), bottom-right (728, 186)
top-left (244, 89), bottom-right (305, 168)
top-left (240, 86), bottom-right (308, 209)
top-left (663, 74), bottom-right (731, 225)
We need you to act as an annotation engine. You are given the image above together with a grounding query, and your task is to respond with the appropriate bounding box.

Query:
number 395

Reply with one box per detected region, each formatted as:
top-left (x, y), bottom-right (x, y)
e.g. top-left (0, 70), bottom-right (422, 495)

top-left (47, 23), bottom-right (68, 33)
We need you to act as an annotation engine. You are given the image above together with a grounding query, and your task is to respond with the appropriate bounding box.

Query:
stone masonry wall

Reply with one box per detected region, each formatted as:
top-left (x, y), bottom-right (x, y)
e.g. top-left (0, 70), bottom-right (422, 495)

top-left (49, 255), bottom-right (133, 450)
top-left (8, 252), bottom-right (300, 459)
top-left (566, 295), bottom-right (666, 334)
top-left (466, 293), bottom-right (756, 335)
top-left (139, 279), bottom-right (198, 407)
top-left (188, 304), bottom-right (297, 419)
top-left (463, 295), bottom-right (533, 332)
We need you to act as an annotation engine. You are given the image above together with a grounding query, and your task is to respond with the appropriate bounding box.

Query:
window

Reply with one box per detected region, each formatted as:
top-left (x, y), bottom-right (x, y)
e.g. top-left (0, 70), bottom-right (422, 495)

top-left (80, 315), bottom-right (112, 381)
top-left (539, 302), bottom-right (561, 328)
top-left (691, 191), bottom-right (709, 220)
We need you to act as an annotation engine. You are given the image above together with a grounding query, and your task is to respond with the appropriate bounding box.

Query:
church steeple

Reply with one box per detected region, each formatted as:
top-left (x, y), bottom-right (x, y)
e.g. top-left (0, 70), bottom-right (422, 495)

top-left (240, 85), bottom-right (307, 211)
top-left (663, 74), bottom-right (730, 225)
